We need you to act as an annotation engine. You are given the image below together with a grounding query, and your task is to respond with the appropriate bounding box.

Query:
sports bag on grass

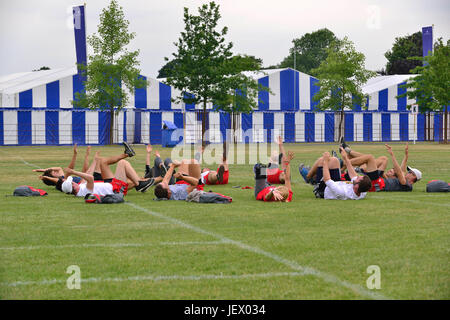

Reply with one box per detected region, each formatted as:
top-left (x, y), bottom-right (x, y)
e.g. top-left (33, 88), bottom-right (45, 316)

top-left (84, 193), bottom-right (124, 204)
top-left (426, 180), bottom-right (450, 193)
top-left (13, 186), bottom-right (48, 197)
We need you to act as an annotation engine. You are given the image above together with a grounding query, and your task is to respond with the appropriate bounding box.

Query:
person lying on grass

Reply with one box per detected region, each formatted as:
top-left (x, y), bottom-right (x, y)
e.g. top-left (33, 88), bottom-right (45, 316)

top-left (58, 152), bottom-right (155, 197)
top-left (306, 148), bottom-right (371, 200)
top-left (338, 143), bottom-right (421, 192)
top-left (195, 142), bottom-right (229, 185)
top-left (254, 151), bottom-right (294, 202)
top-left (143, 144), bottom-right (175, 185)
top-left (34, 142), bottom-right (136, 186)
top-left (266, 135), bottom-right (289, 185)
top-left (340, 138), bottom-right (411, 181)
top-left (154, 159), bottom-right (204, 200)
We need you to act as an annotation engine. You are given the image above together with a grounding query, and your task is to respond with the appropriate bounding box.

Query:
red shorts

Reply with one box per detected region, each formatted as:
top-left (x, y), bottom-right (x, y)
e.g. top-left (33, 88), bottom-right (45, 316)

top-left (369, 177), bottom-right (385, 192)
top-left (267, 168), bottom-right (283, 184)
top-left (111, 178), bottom-right (129, 195)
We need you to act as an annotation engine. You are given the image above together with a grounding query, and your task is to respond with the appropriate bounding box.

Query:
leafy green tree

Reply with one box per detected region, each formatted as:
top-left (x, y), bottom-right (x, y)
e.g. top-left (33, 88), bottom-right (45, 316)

top-left (384, 32), bottom-right (422, 75)
top-left (312, 37), bottom-right (376, 139)
top-left (165, 1), bottom-right (268, 146)
top-left (398, 38), bottom-right (450, 143)
top-left (73, 0), bottom-right (148, 144)
top-left (279, 28), bottom-right (337, 76)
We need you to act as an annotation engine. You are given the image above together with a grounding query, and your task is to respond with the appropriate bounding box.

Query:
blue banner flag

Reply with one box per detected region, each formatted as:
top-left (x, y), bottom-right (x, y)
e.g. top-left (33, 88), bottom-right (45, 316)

top-left (422, 26), bottom-right (433, 65)
top-left (73, 5), bottom-right (87, 71)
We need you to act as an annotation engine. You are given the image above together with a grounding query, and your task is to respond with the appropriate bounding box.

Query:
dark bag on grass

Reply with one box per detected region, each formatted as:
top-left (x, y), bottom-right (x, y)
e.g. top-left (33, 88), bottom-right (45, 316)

top-left (186, 189), bottom-right (232, 204)
top-left (426, 180), bottom-right (450, 193)
top-left (84, 193), bottom-right (124, 204)
top-left (13, 185), bottom-right (48, 197)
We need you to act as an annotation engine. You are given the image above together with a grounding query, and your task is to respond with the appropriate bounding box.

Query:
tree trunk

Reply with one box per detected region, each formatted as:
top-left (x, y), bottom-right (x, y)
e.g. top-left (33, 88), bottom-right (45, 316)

top-left (202, 100), bottom-right (207, 148)
top-left (338, 108), bottom-right (344, 140)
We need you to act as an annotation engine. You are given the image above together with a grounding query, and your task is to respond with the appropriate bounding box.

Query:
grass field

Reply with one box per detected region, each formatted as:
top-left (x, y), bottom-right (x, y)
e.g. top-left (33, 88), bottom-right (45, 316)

top-left (0, 142), bottom-right (449, 300)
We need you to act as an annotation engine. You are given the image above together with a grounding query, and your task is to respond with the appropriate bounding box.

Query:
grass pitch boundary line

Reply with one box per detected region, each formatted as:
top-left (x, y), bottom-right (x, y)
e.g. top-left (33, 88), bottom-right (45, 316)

top-left (125, 202), bottom-right (390, 300)
top-left (0, 241), bottom-right (226, 251)
top-left (2, 272), bottom-right (309, 287)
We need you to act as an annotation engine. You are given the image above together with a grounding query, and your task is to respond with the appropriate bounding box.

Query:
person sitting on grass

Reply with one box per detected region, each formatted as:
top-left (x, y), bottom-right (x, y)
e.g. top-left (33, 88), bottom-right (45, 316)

top-left (154, 159), bottom-right (203, 200)
top-left (58, 151), bottom-right (155, 197)
top-left (311, 149), bottom-right (371, 200)
top-left (254, 151), bottom-right (294, 202)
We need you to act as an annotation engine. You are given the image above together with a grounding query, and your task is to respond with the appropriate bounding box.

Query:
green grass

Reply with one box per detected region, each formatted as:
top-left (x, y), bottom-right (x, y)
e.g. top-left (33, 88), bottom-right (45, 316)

top-left (0, 142), bottom-right (449, 300)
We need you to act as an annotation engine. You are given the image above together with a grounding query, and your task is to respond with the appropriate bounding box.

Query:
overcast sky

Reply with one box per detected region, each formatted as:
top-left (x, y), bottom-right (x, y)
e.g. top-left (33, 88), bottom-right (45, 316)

top-left (0, 0), bottom-right (449, 78)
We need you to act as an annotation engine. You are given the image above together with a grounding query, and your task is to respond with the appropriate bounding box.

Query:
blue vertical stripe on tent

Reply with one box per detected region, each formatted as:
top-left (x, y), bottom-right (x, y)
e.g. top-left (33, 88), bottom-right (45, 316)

top-left (159, 83), bottom-right (171, 110)
top-left (397, 82), bottom-right (407, 111)
top-left (72, 111), bottom-right (85, 145)
top-left (46, 80), bottom-right (59, 109)
top-left (149, 112), bottom-right (162, 144)
top-left (363, 113), bottom-right (372, 141)
top-left (263, 113), bottom-right (274, 143)
top-left (381, 113), bottom-right (391, 141)
top-left (434, 112), bottom-right (442, 141)
top-left (310, 78), bottom-right (319, 110)
top-left (284, 113), bottom-right (295, 142)
top-left (352, 95), bottom-right (362, 112)
top-left (220, 112), bottom-right (230, 142)
top-left (242, 113), bottom-right (252, 143)
top-left (174, 112), bottom-right (184, 129)
top-left (280, 69), bottom-right (298, 111)
top-left (184, 92), bottom-right (195, 111)
top-left (133, 110), bottom-right (141, 144)
top-left (18, 111), bottom-right (31, 145)
top-left (305, 112), bottom-right (315, 142)
top-left (0, 111), bottom-right (3, 145)
top-left (135, 75), bottom-right (147, 108)
top-left (258, 76), bottom-right (269, 110)
top-left (123, 111), bottom-right (127, 142)
top-left (19, 90), bottom-right (32, 108)
top-left (18, 89), bottom-right (32, 145)
top-left (379, 89), bottom-right (388, 111)
top-left (324, 113), bottom-right (335, 142)
top-left (399, 113), bottom-right (409, 141)
top-left (417, 113), bottom-right (425, 141)
top-left (45, 111), bottom-right (59, 145)
top-left (344, 113), bottom-right (354, 142)
top-left (72, 74), bottom-right (85, 105)
top-left (98, 111), bottom-right (111, 145)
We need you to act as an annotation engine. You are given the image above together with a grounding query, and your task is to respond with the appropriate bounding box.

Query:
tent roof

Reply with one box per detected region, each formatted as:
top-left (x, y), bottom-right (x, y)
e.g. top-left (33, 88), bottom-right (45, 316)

top-left (362, 74), bottom-right (418, 94)
top-left (0, 67), bottom-right (77, 95)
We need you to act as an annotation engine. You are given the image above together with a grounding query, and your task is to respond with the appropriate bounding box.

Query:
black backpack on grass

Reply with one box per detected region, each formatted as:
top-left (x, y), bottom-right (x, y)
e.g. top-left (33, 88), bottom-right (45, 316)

top-left (84, 193), bottom-right (124, 204)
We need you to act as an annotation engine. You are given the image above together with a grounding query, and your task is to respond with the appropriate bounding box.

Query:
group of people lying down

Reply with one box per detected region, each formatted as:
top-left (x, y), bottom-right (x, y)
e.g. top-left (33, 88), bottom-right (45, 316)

top-left (33, 137), bottom-right (436, 203)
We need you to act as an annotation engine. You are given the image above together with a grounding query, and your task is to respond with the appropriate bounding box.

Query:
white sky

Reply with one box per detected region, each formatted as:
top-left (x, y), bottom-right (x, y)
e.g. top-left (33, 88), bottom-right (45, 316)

top-left (0, 0), bottom-right (449, 78)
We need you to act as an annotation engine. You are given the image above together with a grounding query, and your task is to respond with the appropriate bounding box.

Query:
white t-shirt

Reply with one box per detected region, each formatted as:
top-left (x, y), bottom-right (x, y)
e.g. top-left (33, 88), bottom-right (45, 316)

top-left (76, 182), bottom-right (113, 197)
top-left (324, 177), bottom-right (366, 200)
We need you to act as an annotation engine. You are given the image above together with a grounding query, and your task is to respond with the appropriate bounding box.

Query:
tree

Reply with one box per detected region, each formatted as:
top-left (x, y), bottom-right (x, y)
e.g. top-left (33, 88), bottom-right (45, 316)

top-left (398, 38), bottom-right (450, 143)
top-left (384, 32), bottom-right (422, 75)
top-left (279, 28), bottom-right (337, 76)
top-left (158, 55), bottom-right (262, 79)
top-left (311, 37), bottom-right (376, 139)
top-left (72, 0), bottom-right (148, 144)
top-left (165, 1), bottom-right (268, 146)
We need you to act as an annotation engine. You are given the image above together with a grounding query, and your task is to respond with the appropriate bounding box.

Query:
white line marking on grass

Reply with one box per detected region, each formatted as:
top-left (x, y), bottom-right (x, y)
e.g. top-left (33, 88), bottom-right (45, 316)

top-left (0, 149), bottom-right (40, 169)
top-left (0, 241), bottom-right (226, 251)
top-left (125, 202), bottom-right (390, 300)
top-left (2, 272), bottom-right (306, 287)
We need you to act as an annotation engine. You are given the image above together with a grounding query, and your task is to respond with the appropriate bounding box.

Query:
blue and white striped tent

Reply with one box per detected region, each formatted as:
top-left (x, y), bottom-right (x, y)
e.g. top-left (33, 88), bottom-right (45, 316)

top-left (0, 67), bottom-right (439, 146)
